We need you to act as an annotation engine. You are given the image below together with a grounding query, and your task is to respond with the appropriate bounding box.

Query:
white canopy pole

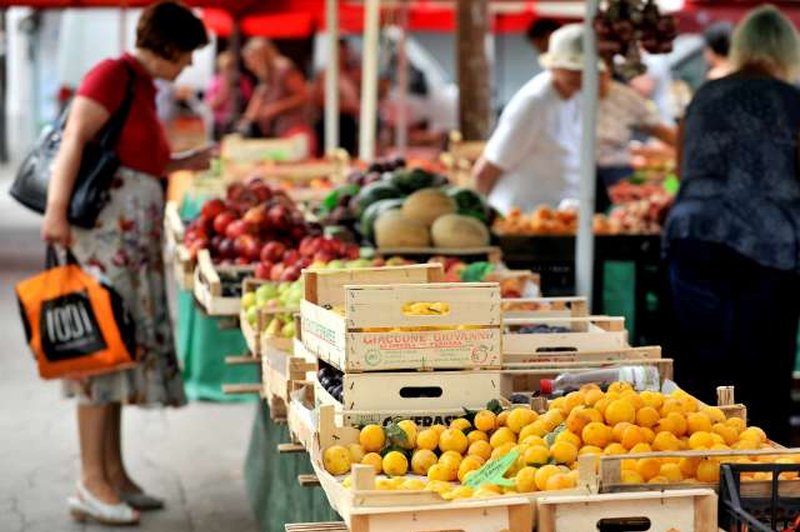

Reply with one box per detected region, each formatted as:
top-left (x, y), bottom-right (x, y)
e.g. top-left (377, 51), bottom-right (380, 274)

top-left (359, 0), bottom-right (380, 161)
top-left (395, 5), bottom-right (409, 156)
top-left (576, 0), bottom-right (599, 305)
top-left (324, 0), bottom-right (340, 155)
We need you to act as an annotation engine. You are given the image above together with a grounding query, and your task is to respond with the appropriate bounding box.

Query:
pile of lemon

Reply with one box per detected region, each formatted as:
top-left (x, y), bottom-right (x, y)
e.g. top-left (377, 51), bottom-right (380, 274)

top-left (321, 382), bottom-right (787, 499)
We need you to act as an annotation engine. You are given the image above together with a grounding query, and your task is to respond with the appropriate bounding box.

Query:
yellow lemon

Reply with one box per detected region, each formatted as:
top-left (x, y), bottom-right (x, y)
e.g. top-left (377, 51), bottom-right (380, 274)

top-left (639, 391), bottom-right (664, 409)
top-left (400, 478), bottom-right (426, 491)
top-left (688, 431), bottom-right (714, 450)
top-left (397, 420), bottom-right (418, 449)
top-left (555, 430), bottom-right (582, 449)
top-left (427, 464), bottom-right (454, 482)
top-left (382, 451), bottom-right (409, 477)
top-left (641, 427), bottom-right (656, 444)
top-left (740, 427), bottom-right (767, 445)
top-left (450, 418), bottom-right (472, 433)
top-left (359, 424), bottom-right (386, 453)
top-left (605, 399), bottom-right (636, 426)
top-left (660, 463), bottom-right (683, 483)
top-left (700, 406), bottom-right (727, 424)
top-left (620, 390), bottom-right (645, 411)
top-left (635, 406), bottom-right (660, 429)
top-left (582, 422), bottom-right (613, 448)
top-left (621, 425), bottom-right (646, 450)
top-left (521, 434), bottom-right (548, 448)
top-left (515, 466), bottom-right (538, 492)
top-left (696, 459), bottom-right (720, 483)
top-left (550, 441), bottom-right (578, 465)
top-left (725, 416), bottom-right (746, 434)
top-left (323, 445), bottom-right (352, 475)
top-left (648, 475), bottom-right (670, 484)
top-left (468, 440), bottom-right (493, 462)
top-left (490, 427), bottom-right (517, 448)
top-left (604, 443), bottom-right (627, 456)
top-left (679, 457), bottom-right (700, 478)
top-left (523, 445), bottom-right (550, 466)
top-left (652, 431), bottom-right (681, 452)
top-left (636, 458), bottom-right (662, 481)
top-left (467, 430), bottom-right (489, 444)
top-left (443, 485), bottom-right (474, 499)
top-left (660, 398), bottom-right (683, 417)
top-left (411, 449), bottom-right (438, 476)
top-left (491, 442), bottom-right (516, 461)
top-left (507, 407), bottom-right (539, 435)
top-left (608, 382), bottom-right (633, 394)
top-left (495, 410), bottom-right (510, 429)
top-left (473, 410), bottom-right (497, 432)
top-left (629, 442), bottom-right (652, 454)
top-left (519, 423), bottom-right (547, 443)
top-left (439, 429), bottom-right (469, 454)
top-left (439, 450), bottom-right (463, 469)
top-left (686, 412), bottom-right (713, 434)
top-left (535, 464), bottom-right (561, 491)
top-left (578, 445), bottom-right (603, 456)
top-left (416, 428), bottom-right (440, 451)
top-left (361, 452), bottom-right (383, 473)
top-left (347, 443), bottom-right (366, 464)
top-left (430, 424), bottom-right (448, 435)
top-left (621, 470), bottom-right (645, 484)
top-left (584, 388), bottom-right (605, 407)
top-left (562, 391), bottom-right (586, 415)
top-left (545, 473), bottom-right (576, 491)
top-left (457, 456), bottom-right (484, 483)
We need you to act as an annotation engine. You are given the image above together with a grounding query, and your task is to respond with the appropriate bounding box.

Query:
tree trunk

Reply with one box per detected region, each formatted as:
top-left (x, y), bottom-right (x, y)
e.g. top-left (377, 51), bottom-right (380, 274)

top-left (456, 0), bottom-right (490, 141)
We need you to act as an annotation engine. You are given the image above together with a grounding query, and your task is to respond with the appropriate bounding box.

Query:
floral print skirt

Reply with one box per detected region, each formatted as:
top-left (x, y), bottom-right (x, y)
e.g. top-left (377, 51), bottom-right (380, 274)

top-left (63, 167), bottom-right (186, 407)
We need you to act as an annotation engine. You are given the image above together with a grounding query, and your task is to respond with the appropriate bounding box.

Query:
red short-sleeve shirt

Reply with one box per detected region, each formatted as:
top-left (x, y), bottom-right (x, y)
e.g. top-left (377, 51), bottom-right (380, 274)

top-left (77, 53), bottom-right (172, 177)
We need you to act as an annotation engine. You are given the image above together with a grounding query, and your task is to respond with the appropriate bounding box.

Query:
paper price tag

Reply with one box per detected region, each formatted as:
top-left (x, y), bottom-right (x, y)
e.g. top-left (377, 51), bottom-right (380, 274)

top-left (464, 449), bottom-right (519, 488)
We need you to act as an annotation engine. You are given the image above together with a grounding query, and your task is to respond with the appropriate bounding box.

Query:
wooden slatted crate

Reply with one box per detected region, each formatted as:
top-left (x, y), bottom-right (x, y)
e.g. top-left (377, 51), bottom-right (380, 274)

top-left (500, 296), bottom-right (588, 320)
top-left (314, 369), bottom-right (503, 428)
top-left (301, 266), bottom-right (502, 372)
top-left (503, 315), bottom-right (629, 355)
top-left (193, 249), bottom-right (254, 316)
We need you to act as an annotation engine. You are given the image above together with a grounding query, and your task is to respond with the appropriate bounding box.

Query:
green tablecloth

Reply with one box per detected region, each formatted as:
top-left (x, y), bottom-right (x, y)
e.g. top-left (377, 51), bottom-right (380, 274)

top-left (245, 401), bottom-right (339, 531)
top-left (176, 288), bottom-right (258, 402)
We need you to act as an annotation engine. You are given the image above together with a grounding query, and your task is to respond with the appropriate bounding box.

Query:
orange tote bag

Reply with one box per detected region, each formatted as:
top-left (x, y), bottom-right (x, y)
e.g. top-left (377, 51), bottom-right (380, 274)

top-left (15, 246), bottom-right (137, 379)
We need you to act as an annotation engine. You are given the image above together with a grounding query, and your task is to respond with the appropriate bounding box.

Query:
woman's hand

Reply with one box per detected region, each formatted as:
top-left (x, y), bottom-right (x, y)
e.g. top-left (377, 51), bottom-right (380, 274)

top-left (41, 207), bottom-right (72, 247)
top-left (167, 144), bottom-right (217, 173)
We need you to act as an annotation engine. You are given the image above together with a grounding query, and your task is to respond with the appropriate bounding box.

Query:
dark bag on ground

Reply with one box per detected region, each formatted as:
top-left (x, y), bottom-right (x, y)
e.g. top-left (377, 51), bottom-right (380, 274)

top-left (8, 66), bottom-right (135, 228)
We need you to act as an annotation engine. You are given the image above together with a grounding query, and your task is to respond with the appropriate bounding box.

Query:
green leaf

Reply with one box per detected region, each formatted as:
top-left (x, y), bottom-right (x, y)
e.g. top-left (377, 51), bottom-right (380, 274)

top-left (486, 399), bottom-right (503, 415)
top-left (384, 420), bottom-right (408, 449)
top-left (460, 262), bottom-right (495, 283)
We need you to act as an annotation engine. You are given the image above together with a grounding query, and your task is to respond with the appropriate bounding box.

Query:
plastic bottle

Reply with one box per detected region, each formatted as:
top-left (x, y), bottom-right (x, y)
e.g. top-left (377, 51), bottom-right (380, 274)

top-left (539, 365), bottom-right (661, 396)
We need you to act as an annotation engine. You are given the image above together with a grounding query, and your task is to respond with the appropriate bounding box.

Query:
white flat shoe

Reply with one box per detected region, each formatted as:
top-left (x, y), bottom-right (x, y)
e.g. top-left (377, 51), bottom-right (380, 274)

top-left (68, 482), bottom-right (140, 526)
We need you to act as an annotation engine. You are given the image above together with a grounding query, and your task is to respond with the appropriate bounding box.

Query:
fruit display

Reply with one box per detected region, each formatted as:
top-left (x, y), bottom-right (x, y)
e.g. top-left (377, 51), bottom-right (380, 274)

top-left (513, 324), bottom-right (572, 335)
top-left (318, 361), bottom-right (344, 403)
top-left (493, 201), bottom-right (671, 237)
top-left (320, 383), bottom-right (786, 498)
top-left (182, 178), bottom-right (320, 266)
top-left (318, 158), bottom-right (494, 249)
top-left (252, 235), bottom-right (363, 282)
top-left (593, 0), bottom-right (677, 79)
top-left (241, 281), bottom-right (304, 326)
top-left (608, 180), bottom-right (669, 204)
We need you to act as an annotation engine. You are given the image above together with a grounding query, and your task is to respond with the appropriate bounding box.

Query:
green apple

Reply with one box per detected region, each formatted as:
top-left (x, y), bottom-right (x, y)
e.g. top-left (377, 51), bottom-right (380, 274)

top-left (255, 284), bottom-right (278, 305)
top-left (242, 292), bottom-right (256, 310)
top-left (246, 305), bottom-right (258, 326)
top-left (281, 321), bottom-right (296, 338)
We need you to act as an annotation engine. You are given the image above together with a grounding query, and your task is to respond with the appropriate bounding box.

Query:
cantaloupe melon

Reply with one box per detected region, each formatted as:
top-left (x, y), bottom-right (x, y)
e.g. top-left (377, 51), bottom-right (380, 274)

top-left (375, 210), bottom-right (431, 248)
top-left (431, 214), bottom-right (490, 248)
top-left (401, 188), bottom-right (457, 227)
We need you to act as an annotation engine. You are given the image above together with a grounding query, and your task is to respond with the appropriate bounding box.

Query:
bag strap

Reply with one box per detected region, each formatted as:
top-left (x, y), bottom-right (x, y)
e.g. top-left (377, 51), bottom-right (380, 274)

top-left (45, 245), bottom-right (79, 268)
top-left (97, 63), bottom-right (136, 150)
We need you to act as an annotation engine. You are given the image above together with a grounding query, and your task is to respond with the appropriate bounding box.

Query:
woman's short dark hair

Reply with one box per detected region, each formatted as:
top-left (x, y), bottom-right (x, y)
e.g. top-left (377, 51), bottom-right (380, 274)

top-left (704, 21), bottom-right (734, 57)
top-left (526, 18), bottom-right (562, 42)
top-left (136, 1), bottom-right (209, 61)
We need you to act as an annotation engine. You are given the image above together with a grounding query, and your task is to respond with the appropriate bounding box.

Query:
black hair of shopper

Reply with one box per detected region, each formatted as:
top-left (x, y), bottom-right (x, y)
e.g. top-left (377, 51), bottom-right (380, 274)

top-left (526, 18), bottom-right (562, 42)
top-left (703, 21), bottom-right (734, 57)
top-left (136, 1), bottom-right (209, 61)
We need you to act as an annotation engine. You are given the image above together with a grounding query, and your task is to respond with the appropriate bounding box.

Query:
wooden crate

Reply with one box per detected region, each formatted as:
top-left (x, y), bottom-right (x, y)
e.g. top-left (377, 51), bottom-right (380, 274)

top-left (500, 346), bottom-right (673, 396)
top-left (287, 383), bottom-right (317, 450)
top-left (164, 201), bottom-right (195, 291)
top-left (310, 405), bottom-right (538, 532)
top-left (302, 271), bottom-right (502, 372)
top-left (173, 244), bottom-right (195, 291)
top-left (221, 134), bottom-right (308, 165)
top-left (536, 488), bottom-right (718, 532)
top-left (263, 342), bottom-right (316, 405)
top-left (501, 296), bottom-right (588, 320)
top-left (193, 249), bottom-right (255, 316)
top-left (314, 370), bottom-right (503, 427)
top-left (503, 316), bottom-right (628, 355)
top-left (164, 200), bottom-right (185, 248)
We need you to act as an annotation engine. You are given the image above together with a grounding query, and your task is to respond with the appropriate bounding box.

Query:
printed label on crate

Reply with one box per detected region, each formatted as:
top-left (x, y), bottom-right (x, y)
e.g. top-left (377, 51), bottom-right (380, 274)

top-left (302, 317), bottom-right (337, 346)
top-left (350, 329), bottom-right (501, 369)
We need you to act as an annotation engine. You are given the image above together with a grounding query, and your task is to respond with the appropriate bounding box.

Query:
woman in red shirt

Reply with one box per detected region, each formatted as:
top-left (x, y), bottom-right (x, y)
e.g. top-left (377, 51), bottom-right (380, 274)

top-left (41, 2), bottom-right (209, 525)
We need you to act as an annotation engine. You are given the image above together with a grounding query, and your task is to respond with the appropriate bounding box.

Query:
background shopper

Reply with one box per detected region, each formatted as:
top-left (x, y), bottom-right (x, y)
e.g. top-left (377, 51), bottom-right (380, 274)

top-left (206, 50), bottom-right (254, 140)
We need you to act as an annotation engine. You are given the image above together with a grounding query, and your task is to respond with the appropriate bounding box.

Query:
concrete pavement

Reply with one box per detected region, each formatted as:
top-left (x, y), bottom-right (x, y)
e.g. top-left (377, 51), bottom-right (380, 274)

top-left (0, 173), bottom-right (258, 532)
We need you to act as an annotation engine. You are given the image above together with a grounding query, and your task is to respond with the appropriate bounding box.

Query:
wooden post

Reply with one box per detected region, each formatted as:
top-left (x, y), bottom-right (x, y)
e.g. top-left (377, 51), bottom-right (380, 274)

top-left (358, 0), bottom-right (380, 161)
top-left (456, 0), bottom-right (490, 140)
top-left (325, 0), bottom-right (340, 154)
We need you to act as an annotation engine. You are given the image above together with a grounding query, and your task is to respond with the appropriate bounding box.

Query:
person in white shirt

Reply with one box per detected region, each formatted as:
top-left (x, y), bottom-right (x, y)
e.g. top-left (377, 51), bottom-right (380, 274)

top-left (474, 24), bottom-right (590, 214)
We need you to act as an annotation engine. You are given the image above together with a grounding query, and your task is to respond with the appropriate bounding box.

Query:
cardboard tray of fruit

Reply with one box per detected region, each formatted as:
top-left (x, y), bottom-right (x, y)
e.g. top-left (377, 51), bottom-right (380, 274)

top-left (503, 315), bottom-right (629, 355)
top-left (300, 264), bottom-right (504, 372)
top-left (314, 364), bottom-right (504, 428)
top-left (500, 296), bottom-right (589, 321)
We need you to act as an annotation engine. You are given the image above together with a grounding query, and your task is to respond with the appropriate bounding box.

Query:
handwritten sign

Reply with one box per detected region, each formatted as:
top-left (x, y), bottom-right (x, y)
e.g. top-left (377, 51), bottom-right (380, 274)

top-left (464, 449), bottom-right (519, 488)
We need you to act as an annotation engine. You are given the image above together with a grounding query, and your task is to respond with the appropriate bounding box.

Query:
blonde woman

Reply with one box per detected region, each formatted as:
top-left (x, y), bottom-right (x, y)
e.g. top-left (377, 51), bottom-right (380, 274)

top-left (664, 5), bottom-right (800, 444)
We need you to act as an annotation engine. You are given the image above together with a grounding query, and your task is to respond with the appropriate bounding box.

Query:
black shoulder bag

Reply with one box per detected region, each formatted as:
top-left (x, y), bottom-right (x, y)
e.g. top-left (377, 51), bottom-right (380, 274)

top-left (9, 65), bottom-right (136, 229)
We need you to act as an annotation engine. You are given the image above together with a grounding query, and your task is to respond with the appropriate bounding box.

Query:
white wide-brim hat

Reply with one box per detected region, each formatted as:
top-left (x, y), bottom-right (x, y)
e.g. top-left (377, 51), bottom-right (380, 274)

top-left (539, 23), bottom-right (606, 72)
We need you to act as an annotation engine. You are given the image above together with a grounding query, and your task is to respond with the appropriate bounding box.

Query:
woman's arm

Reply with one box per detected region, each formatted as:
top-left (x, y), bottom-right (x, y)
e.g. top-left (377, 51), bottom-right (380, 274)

top-left (473, 157), bottom-right (504, 196)
top-left (261, 70), bottom-right (309, 119)
top-left (41, 96), bottom-right (110, 245)
top-left (644, 123), bottom-right (678, 146)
